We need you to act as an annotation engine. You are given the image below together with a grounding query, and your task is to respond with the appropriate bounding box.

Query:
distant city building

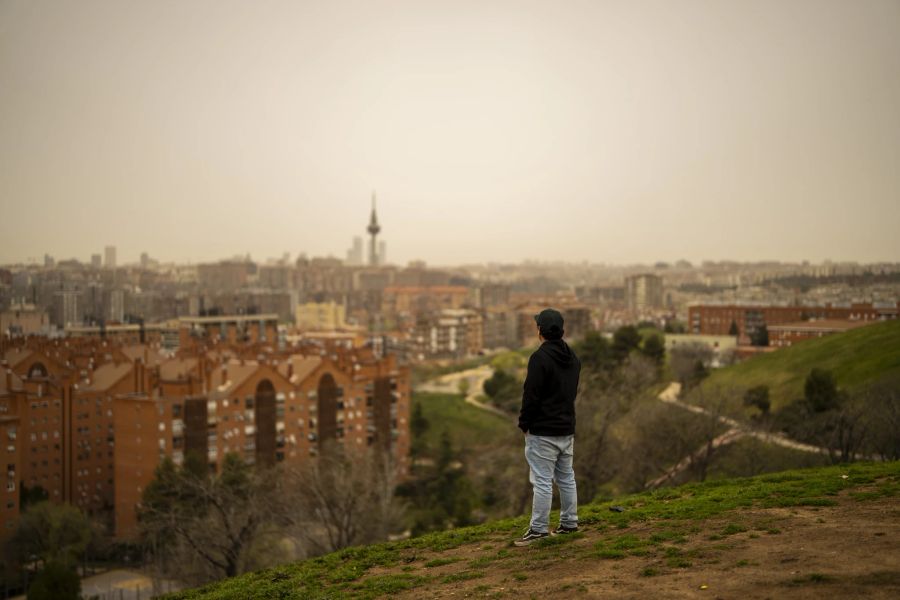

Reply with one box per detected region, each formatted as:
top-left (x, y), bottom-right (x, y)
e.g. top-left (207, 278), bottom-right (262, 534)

top-left (91, 254), bottom-right (102, 269)
top-left (43, 254), bottom-right (54, 268)
top-left (140, 252), bottom-right (150, 269)
top-left (345, 236), bottom-right (364, 266)
top-left (295, 301), bottom-right (347, 331)
top-left (514, 304), bottom-right (592, 347)
top-left (0, 303), bottom-right (49, 337)
top-left (472, 284), bottom-right (511, 309)
top-left (178, 314), bottom-right (279, 346)
top-left (104, 246), bottom-right (117, 269)
top-left (109, 289), bottom-right (125, 322)
top-left (378, 241), bottom-right (387, 266)
top-left (665, 333), bottom-right (737, 368)
top-left (625, 274), bottom-right (664, 311)
top-left (382, 286), bottom-right (469, 317)
top-left (575, 285), bottom-right (625, 306)
top-left (52, 289), bottom-right (83, 327)
top-left (482, 306), bottom-right (517, 349)
top-left (258, 264), bottom-right (294, 290)
top-left (768, 319), bottom-right (875, 348)
top-left (413, 309), bottom-right (483, 360)
top-left (689, 302), bottom-right (899, 344)
top-left (197, 260), bottom-right (254, 290)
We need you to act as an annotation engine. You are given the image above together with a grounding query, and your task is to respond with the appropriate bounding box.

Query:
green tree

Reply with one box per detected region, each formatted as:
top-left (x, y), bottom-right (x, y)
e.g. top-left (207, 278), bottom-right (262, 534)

top-left (689, 359), bottom-right (709, 388)
top-left (410, 402), bottom-right (429, 439)
top-left (640, 334), bottom-right (665, 366)
top-left (19, 484), bottom-right (48, 512)
top-left (481, 369), bottom-right (519, 411)
top-left (611, 326), bottom-right (642, 364)
top-left (743, 385), bottom-right (770, 415)
top-left (728, 320), bottom-right (739, 336)
top-left (804, 368), bottom-right (840, 412)
top-left (750, 324), bottom-right (769, 347)
top-left (410, 401), bottom-right (429, 460)
top-left (399, 431), bottom-right (478, 534)
top-left (26, 561), bottom-right (80, 600)
top-left (574, 331), bottom-right (614, 371)
top-left (11, 502), bottom-right (93, 566)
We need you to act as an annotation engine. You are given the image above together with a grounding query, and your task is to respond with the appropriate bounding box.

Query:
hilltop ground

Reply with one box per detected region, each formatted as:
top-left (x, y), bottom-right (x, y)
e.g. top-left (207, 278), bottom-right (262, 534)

top-left (167, 462), bottom-right (900, 600)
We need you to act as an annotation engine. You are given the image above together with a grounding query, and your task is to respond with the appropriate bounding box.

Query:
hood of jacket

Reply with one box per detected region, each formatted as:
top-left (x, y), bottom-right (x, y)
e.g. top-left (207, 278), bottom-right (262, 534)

top-left (539, 339), bottom-right (576, 366)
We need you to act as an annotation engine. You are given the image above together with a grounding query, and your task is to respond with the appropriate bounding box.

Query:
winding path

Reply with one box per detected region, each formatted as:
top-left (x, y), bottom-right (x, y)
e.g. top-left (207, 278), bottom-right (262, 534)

top-left (647, 382), bottom-right (852, 489)
top-left (417, 365), bottom-right (510, 418)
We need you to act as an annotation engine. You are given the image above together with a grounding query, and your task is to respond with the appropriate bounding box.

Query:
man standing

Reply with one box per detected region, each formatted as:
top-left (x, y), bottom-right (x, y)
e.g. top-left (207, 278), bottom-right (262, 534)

top-left (515, 308), bottom-right (581, 546)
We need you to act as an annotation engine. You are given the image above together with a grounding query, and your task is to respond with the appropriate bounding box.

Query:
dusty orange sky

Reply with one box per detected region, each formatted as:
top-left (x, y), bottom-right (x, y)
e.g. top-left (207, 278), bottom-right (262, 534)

top-left (1, 0), bottom-right (898, 266)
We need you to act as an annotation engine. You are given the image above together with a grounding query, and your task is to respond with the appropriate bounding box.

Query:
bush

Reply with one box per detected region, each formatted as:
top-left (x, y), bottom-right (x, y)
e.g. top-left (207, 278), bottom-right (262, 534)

top-left (27, 561), bottom-right (80, 600)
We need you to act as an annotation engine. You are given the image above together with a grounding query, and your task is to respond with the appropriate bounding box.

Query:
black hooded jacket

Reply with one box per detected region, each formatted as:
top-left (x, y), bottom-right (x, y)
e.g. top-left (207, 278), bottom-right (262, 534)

top-left (518, 339), bottom-right (581, 436)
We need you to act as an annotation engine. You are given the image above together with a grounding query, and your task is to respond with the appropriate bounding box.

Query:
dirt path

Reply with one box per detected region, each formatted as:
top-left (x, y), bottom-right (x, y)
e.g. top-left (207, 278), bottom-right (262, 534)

top-left (647, 382), bottom-right (875, 488)
top-left (389, 493), bottom-right (900, 599)
top-left (417, 365), bottom-right (509, 418)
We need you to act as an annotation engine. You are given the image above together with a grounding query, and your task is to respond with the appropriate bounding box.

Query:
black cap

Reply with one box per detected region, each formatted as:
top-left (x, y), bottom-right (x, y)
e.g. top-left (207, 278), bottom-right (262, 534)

top-left (534, 308), bottom-right (564, 339)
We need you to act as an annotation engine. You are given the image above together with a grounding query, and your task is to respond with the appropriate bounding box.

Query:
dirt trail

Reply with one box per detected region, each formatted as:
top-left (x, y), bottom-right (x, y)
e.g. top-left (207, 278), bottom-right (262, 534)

top-left (391, 493), bottom-right (900, 599)
top-left (647, 382), bottom-right (874, 488)
top-left (418, 365), bottom-right (509, 418)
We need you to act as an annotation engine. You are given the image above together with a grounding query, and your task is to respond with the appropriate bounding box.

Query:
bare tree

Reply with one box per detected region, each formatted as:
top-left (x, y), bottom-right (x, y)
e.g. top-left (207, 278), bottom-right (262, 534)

top-left (862, 383), bottom-right (900, 460)
top-left (634, 385), bottom-right (737, 490)
top-left (285, 445), bottom-right (405, 555)
top-left (139, 454), bottom-right (292, 586)
top-left (669, 342), bottom-right (714, 389)
top-left (574, 355), bottom-right (657, 500)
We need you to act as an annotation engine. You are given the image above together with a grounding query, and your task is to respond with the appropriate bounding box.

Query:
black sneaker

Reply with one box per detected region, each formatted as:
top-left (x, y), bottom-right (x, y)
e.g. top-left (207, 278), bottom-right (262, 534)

top-left (513, 529), bottom-right (549, 547)
top-left (552, 525), bottom-right (579, 535)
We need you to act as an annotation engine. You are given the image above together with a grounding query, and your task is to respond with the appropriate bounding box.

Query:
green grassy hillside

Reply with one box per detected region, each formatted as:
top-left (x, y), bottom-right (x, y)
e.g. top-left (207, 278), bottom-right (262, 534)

top-left (413, 392), bottom-right (511, 455)
top-left (694, 318), bottom-right (900, 411)
top-left (164, 461), bottom-right (900, 599)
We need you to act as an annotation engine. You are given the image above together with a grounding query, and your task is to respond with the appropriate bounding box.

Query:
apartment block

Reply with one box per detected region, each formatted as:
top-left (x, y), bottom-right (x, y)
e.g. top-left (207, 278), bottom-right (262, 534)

top-left (689, 302), bottom-right (899, 343)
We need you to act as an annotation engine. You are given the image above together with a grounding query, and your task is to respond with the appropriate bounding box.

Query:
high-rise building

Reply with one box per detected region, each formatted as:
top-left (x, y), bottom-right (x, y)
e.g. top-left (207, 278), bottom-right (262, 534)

top-left (345, 236), bottom-right (364, 266)
top-left (53, 290), bottom-right (83, 327)
top-left (140, 252), bottom-right (150, 269)
top-left (104, 246), bottom-right (117, 269)
top-left (625, 274), bottom-right (663, 311)
top-left (378, 241), bottom-right (387, 266)
top-left (91, 254), bottom-right (102, 269)
top-left (109, 289), bottom-right (125, 322)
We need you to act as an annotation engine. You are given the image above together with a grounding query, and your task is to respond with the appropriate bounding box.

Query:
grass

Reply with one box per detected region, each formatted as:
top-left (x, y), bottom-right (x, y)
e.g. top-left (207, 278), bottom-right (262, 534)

top-left (162, 461), bottom-right (900, 600)
top-left (412, 391), bottom-right (510, 455)
top-left (688, 319), bottom-right (900, 413)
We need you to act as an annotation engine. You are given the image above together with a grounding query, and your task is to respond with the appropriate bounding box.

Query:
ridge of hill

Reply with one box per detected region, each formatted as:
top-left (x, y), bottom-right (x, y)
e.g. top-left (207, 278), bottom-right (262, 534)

top-left (165, 461), bottom-right (900, 599)
top-left (692, 318), bottom-right (900, 411)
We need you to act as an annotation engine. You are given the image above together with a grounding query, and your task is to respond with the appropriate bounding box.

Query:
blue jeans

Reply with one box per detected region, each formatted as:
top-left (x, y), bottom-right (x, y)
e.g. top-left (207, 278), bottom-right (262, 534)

top-left (524, 433), bottom-right (578, 534)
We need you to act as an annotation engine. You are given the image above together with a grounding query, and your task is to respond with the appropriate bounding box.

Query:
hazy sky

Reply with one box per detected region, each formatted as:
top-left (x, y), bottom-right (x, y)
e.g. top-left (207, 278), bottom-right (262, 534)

top-left (1, 0), bottom-right (899, 267)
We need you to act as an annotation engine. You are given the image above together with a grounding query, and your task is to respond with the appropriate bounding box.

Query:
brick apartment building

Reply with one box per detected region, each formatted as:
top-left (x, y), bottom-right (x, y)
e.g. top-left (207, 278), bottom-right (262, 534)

top-left (514, 304), bottom-right (592, 347)
top-left (0, 319), bottom-right (411, 542)
top-left (382, 286), bottom-right (470, 318)
top-left (688, 302), bottom-right (899, 344)
top-left (177, 314), bottom-right (279, 347)
top-left (768, 319), bottom-right (874, 348)
top-left (411, 309), bottom-right (484, 360)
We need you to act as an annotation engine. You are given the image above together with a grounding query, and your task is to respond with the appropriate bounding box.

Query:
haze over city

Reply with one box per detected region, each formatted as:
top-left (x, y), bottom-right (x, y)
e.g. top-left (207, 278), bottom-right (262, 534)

top-left (2, 0), bottom-right (899, 265)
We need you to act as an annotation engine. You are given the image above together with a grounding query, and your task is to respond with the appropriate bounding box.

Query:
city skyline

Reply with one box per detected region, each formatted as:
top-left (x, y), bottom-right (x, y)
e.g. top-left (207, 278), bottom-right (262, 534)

top-left (2, 1), bottom-right (899, 266)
